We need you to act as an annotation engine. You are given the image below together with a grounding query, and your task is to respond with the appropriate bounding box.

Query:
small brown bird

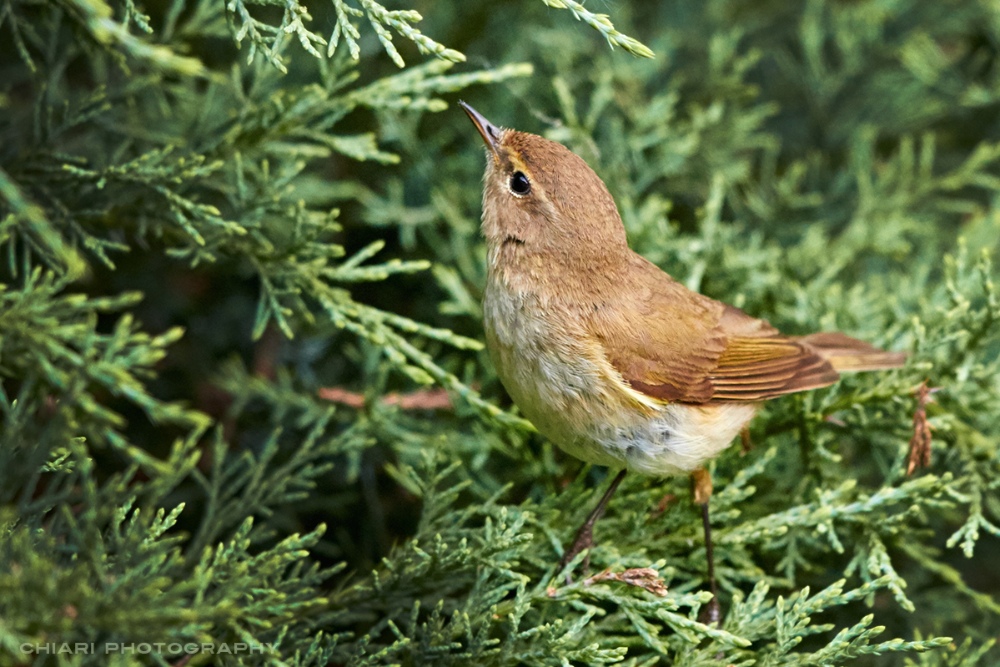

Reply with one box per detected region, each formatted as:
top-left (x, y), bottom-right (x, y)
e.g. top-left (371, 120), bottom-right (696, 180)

top-left (460, 101), bottom-right (905, 618)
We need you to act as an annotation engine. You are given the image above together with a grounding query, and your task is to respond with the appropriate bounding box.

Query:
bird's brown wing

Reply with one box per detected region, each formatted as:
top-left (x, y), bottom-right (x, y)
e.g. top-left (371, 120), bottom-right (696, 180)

top-left (590, 255), bottom-right (839, 405)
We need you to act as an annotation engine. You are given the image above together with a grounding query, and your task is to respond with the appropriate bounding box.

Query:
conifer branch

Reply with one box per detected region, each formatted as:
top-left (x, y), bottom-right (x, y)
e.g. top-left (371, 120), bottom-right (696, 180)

top-left (541, 0), bottom-right (653, 58)
top-left (1, 1), bottom-right (998, 663)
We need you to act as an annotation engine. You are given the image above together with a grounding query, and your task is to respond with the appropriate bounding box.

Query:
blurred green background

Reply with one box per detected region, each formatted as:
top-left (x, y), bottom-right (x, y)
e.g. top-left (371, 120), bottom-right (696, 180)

top-left (1, 0), bottom-right (999, 664)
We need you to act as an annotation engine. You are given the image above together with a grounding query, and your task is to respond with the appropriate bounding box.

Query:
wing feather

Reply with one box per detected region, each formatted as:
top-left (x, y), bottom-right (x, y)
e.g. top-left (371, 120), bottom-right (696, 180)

top-left (590, 255), bottom-right (841, 405)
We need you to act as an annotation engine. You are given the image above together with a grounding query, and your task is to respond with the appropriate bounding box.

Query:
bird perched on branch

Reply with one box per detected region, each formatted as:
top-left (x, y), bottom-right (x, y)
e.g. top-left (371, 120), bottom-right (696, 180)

top-left (460, 101), bottom-right (906, 621)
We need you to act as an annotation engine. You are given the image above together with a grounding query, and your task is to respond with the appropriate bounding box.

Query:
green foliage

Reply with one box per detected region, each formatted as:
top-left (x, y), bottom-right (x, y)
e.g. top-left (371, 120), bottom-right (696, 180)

top-left (1, 0), bottom-right (999, 665)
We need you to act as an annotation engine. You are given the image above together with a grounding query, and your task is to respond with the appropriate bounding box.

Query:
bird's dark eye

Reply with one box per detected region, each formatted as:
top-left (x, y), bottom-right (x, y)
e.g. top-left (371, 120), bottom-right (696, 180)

top-left (509, 171), bottom-right (531, 196)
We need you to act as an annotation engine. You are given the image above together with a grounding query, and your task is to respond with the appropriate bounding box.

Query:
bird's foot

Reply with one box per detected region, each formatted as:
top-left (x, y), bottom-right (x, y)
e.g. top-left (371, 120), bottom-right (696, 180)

top-left (740, 425), bottom-right (753, 455)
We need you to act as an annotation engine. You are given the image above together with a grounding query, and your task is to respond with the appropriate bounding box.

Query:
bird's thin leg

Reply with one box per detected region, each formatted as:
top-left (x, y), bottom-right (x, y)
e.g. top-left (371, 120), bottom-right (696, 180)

top-left (691, 467), bottom-right (721, 625)
top-left (559, 469), bottom-right (627, 575)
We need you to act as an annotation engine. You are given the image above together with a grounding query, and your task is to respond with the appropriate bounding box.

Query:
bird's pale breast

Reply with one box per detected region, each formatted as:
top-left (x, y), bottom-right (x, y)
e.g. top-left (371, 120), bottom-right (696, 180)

top-left (483, 281), bottom-right (756, 476)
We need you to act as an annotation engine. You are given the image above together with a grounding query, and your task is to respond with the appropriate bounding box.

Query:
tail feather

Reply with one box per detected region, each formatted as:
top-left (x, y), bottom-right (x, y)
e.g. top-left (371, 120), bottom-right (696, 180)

top-left (795, 332), bottom-right (906, 372)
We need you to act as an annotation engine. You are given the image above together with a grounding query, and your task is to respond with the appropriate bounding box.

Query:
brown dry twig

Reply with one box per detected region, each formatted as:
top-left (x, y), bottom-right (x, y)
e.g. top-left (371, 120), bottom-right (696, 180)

top-left (907, 380), bottom-right (938, 476)
top-left (317, 387), bottom-right (454, 411)
top-left (582, 567), bottom-right (669, 596)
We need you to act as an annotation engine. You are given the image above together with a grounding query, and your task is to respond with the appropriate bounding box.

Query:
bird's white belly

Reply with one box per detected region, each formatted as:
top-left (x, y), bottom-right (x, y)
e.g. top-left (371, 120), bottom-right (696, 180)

top-left (484, 286), bottom-right (756, 476)
top-left (588, 401), bottom-right (757, 476)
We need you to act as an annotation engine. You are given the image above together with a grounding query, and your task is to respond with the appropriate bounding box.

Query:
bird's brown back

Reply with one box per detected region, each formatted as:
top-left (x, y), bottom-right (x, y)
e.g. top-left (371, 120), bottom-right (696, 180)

top-left (584, 252), bottom-right (904, 405)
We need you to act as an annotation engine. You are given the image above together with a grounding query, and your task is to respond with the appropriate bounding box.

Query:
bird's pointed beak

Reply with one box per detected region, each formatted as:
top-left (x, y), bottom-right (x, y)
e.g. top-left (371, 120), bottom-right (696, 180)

top-left (459, 101), bottom-right (502, 160)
